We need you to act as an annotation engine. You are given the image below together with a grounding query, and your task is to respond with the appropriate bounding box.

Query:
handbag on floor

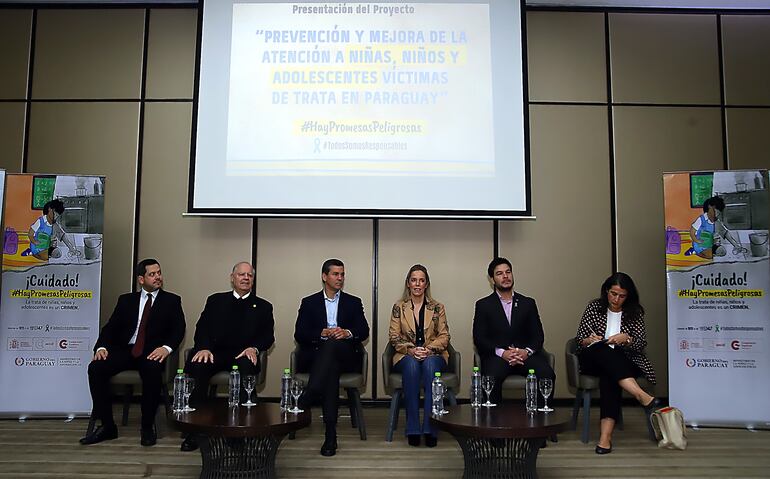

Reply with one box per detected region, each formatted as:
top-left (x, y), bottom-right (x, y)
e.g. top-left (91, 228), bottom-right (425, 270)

top-left (650, 406), bottom-right (688, 450)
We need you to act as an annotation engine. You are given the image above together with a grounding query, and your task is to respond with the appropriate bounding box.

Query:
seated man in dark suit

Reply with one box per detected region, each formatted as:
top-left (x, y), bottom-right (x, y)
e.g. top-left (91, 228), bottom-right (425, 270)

top-left (180, 261), bottom-right (275, 452)
top-left (80, 258), bottom-right (186, 447)
top-left (295, 259), bottom-right (369, 457)
top-left (472, 257), bottom-right (555, 406)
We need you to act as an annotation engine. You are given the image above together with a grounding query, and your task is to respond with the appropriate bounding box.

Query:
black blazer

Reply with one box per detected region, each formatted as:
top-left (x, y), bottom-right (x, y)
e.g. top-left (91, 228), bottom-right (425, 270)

top-left (94, 289), bottom-right (186, 355)
top-left (294, 291), bottom-right (369, 349)
top-left (192, 291), bottom-right (275, 357)
top-left (472, 291), bottom-right (545, 359)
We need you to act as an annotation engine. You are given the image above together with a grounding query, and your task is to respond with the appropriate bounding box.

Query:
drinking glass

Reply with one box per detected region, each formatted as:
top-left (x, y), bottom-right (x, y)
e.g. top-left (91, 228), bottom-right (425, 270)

top-left (289, 379), bottom-right (304, 413)
top-left (242, 375), bottom-right (257, 407)
top-left (481, 376), bottom-right (496, 407)
top-left (182, 377), bottom-right (196, 412)
top-left (538, 378), bottom-right (554, 412)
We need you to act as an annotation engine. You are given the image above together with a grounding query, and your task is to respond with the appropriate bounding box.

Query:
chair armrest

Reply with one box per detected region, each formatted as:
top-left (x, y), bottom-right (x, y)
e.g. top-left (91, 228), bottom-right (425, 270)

top-left (290, 346), bottom-right (298, 374)
top-left (257, 350), bottom-right (268, 388)
top-left (447, 344), bottom-right (461, 389)
top-left (360, 348), bottom-right (368, 388)
top-left (382, 344), bottom-right (394, 391)
top-left (564, 339), bottom-right (581, 389)
top-left (541, 348), bottom-right (555, 369)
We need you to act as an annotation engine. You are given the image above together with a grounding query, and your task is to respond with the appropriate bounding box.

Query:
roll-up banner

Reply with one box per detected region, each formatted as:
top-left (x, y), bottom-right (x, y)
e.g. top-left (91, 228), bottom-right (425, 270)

top-left (664, 169), bottom-right (769, 428)
top-left (0, 174), bottom-right (105, 417)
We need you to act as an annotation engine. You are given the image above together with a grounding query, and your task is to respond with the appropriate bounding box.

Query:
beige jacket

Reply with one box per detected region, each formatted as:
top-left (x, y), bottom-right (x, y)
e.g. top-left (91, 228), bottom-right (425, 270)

top-left (388, 299), bottom-right (450, 365)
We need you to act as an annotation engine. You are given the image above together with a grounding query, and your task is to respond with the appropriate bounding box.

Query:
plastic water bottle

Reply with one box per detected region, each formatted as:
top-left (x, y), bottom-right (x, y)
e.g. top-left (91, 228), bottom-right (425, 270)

top-left (431, 372), bottom-right (443, 415)
top-left (526, 369), bottom-right (537, 414)
top-left (280, 368), bottom-right (292, 411)
top-left (228, 365), bottom-right (240, 407)
top-left (470, 366), bottom-right (482, 408)
top-left (172, 369), bottom-right (185, 412)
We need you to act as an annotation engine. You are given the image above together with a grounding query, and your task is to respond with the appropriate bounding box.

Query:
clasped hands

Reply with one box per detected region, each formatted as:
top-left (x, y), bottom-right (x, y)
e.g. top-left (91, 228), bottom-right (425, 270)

top-left (501, 347), bottom-right (528, 366)
top-left (191, 347), bottom-right (259, 365)
top-left (321, 327), bottom-right (352, 340)
top-left (407, 346), bottom-right (432, 361)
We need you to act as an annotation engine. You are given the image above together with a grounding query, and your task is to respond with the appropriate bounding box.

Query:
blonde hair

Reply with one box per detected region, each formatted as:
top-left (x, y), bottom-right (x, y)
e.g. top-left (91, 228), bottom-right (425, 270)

top-left (400, 264), bottom-right (434, 303)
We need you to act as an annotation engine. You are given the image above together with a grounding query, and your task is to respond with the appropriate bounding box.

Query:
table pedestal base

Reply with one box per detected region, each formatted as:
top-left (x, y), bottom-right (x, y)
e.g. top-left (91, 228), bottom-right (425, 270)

top-left (455, 436), bottom-right (542, 479)
top-left (197, 434), bottom-right (284, 479)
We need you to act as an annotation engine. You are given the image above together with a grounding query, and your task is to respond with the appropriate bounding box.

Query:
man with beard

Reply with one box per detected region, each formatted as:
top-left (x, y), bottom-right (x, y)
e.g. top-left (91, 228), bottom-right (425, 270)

top-left (81, 259), bottom-right (186, 447)
top-left (472, 257), bottom-right (555, 406)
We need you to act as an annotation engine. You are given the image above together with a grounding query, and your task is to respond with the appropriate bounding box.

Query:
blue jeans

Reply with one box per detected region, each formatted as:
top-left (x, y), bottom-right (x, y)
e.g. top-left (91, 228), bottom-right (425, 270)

top-left (393, 355), bottom-right (446, 437)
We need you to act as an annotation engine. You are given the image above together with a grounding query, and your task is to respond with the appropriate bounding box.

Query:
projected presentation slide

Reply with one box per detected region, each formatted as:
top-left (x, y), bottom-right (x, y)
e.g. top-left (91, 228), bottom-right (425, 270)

top-left (192, 1), bottom-right (528, 216)
top-left (228, 2), bottom-right (493, 176)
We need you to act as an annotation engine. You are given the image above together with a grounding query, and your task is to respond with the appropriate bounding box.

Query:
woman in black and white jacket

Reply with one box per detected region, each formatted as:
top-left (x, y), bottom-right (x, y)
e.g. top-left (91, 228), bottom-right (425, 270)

top-left (575, 272), bottom-right (659, 455)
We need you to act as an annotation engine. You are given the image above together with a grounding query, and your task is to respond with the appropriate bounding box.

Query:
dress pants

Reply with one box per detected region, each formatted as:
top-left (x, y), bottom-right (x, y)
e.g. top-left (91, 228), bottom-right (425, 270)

top-left (185, 353), bottom-right (260, 407)
top-left (298, 339), bottom-right (360, 426)
top-left (87, 346), bottom-right (164, 429)
top-left (578, 342), bottom-right (642, 421)
top-left (481, 352), bottom-right (555, 406)
top-left (392, 355), bottom-right (446, 437)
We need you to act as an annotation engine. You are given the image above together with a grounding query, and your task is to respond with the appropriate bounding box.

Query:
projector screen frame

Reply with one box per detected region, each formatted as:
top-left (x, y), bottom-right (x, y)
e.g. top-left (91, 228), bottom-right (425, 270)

top-left (187, 0), bottom-right (532, 219)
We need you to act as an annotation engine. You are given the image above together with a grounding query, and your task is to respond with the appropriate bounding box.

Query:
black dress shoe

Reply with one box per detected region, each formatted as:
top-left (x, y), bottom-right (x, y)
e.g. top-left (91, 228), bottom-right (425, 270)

top-left (180, 435), bottom-right (199, 452)
top-left (320, 438), bottom-right (337, 457)
top-left (79, 424), bottom-right (118, 445)
top-left (424, 434), bottom-right (437, 448)
top-left (140, 426), bottom-right (157, 447)
top-left (407, 434), bottom-right (421, 447)
top-left (595, 444), bottom-right (612, 454)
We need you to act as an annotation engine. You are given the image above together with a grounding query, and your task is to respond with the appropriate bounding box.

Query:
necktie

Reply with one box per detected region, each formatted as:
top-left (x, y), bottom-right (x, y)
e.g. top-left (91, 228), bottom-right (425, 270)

top-left (131, 293), bottom-right (153, 358)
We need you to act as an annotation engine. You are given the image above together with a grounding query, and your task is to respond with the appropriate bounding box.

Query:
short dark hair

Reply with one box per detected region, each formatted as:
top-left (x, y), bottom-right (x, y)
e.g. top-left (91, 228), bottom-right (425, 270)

top-left (487, 257), bottom-right (512, 278)
top-left (599, 272), bottom-right (644, 317)
top-left (135, 258), bottom-right (160, 278)
top-left (703, 196), bottom-right (725, 213)
top-left (43, 199), bottom-right (65, 215)
top-left (322, 258), bottom-right (344, 275)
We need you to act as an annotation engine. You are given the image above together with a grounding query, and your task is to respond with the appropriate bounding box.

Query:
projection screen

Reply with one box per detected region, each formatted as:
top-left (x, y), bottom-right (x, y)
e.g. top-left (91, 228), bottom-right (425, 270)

top-left (189, 0), bottom-right (530, 217)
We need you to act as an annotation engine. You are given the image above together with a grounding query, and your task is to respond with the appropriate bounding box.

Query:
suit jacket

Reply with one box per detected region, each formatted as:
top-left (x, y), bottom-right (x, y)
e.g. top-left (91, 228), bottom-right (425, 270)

top-left (472, 291), bottom-right (545, 359)
top-left (294, 290), bottom-right (369, 350)
top-left (192, 291), bottom-right (275, 358)
top-left (389, 299), bottom-right (449, 365)
top-left (94, 289), bottom-right (186, 355)
top-left (575, 298), bottom-right (656, 384)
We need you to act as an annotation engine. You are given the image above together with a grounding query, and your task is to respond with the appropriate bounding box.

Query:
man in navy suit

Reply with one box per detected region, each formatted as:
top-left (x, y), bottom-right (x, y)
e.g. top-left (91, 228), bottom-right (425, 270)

top-left (295, 259), bottom-right (369, 457)
top-left (472, 257), bottom-right (555, 405)
top-left (80, 259), bottom-right (186, 446)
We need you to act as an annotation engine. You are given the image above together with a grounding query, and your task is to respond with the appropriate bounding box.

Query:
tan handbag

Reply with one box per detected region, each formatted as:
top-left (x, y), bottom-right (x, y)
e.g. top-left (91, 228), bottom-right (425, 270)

top-left (650, 406), bottom-right (688, 450)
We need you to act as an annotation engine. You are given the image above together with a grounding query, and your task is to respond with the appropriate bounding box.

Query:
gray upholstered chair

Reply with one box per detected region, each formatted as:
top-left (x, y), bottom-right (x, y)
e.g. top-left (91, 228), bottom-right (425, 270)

top-left (290, 345), bottom-right (367, 440)
top-left (382, 343), bottom-right (461, 442)
top-left (85, 348), bottom-right (179, 438)
top-left (565, 337), bottom-right (656, 443)
top-left (565, 337), bottom-right (603, 443)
